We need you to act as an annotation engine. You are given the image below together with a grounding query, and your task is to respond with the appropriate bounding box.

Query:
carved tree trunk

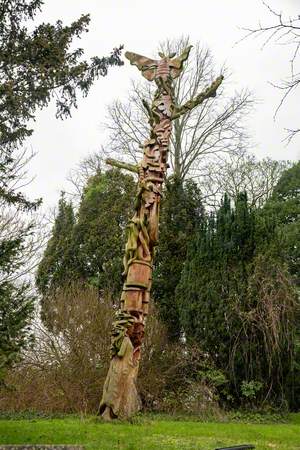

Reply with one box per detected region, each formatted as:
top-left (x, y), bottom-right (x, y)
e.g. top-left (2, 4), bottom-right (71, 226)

top-left (99, 46), bottom-right (223, 420)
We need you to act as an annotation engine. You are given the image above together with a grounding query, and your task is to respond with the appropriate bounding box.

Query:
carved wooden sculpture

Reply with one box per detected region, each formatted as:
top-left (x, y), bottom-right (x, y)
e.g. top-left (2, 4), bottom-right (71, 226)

top-left (99, 46), bottom-right (223, 420)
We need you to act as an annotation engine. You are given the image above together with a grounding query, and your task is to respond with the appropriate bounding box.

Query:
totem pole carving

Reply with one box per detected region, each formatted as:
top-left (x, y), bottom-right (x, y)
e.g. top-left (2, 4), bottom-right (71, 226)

top-left (99, 46), bottom-right (223, 420)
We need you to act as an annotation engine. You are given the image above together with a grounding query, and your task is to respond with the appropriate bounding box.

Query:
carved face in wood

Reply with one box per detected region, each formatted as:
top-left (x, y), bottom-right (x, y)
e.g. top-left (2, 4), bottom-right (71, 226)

top-left (125, 46), bottom-right (192, 82)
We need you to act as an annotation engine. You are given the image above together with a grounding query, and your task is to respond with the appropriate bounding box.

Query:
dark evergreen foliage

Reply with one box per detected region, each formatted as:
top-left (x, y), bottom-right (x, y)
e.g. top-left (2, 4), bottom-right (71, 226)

top-left (0, 219), bottom-right (35, 379)
top-left (176, 191), bottom-right (298, 407)
top-left (0, 0), bottom-right (123, 209)
top-left (0, 0), bottom-right (123, 375)
top-left (35, 193), bottom-right (76, 323)
top-left (263, 161), bottom-right (300, 410)
top-left (37, 169), bottom-right (136, 322)
top-left (0, 280), bottom-right (34, 380)
top-left (0, 0), bottom-right (123, 150)
top-left (153, 177), bottom-right (204, 340)
top-left (264, 161), bottom-right (300, 281)
top-left (71, 169), bottom-right (136, 300)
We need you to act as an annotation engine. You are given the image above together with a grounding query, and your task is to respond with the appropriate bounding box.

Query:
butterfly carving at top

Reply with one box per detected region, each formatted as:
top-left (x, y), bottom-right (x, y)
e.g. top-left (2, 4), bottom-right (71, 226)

top-left (125, 46), bottom-right (192, 82)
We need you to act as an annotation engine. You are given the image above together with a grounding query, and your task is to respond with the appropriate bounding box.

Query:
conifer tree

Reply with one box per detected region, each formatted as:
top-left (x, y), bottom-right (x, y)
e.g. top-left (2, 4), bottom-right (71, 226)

top-left (36, 192), bottom-right (76, 322)
top-left (153, 177), bottom-right (204, 339)
top-left (0, 224), bottom-right (35, 379)
top-left (262, 161), bottom-right (300, 409)
top-left (176, 192), bottom-right (297, 406)
top-left (0, 0), bottom-right (123, 374)
top-left (37, 169), bottom-right (137, 317)
top-left (71, 169), bottom-right (136, 301)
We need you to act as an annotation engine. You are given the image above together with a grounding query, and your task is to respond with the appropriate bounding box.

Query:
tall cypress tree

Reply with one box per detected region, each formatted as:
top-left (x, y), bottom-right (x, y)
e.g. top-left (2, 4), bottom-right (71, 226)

top-left (36, 192), bottom-right (76, 322)
top-left (37, 169), bottom-right (137, 312)
top-left (153, 177), bottom-right (204, 340)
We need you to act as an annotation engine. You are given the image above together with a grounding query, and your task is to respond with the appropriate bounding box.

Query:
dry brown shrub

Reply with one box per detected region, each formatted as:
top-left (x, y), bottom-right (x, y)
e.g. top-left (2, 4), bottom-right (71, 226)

top-left (140, 307), bottom-right (220, 414)
top-left (0, 284), bottom-right (219, 415)
top-left (0, 284), bottom-right (112, 413)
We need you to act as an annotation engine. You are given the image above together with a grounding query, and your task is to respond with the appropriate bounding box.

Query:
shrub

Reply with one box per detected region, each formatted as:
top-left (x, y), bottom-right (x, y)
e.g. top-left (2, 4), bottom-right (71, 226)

top-left (0, 284), bottom-right (220, 416)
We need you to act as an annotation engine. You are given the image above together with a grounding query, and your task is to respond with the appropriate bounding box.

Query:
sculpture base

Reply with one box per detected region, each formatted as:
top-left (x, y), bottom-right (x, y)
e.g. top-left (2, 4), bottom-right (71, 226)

top-left (99, 337), bottom-right (141, 420)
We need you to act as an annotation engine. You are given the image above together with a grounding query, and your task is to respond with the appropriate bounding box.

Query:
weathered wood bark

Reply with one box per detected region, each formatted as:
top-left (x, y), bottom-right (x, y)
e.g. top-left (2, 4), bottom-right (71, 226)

top-left (99, 46), bottom-right (223, 420)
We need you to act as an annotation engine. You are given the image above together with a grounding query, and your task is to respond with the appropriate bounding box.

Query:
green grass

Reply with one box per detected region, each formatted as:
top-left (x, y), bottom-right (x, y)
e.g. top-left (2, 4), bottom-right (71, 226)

top-left (0, 414), bottom-right (300, 449)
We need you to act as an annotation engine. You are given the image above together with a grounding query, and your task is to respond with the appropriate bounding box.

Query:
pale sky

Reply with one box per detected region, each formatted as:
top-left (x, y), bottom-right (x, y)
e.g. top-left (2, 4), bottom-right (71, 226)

top-left (24, 0), bottom-right (300, 209)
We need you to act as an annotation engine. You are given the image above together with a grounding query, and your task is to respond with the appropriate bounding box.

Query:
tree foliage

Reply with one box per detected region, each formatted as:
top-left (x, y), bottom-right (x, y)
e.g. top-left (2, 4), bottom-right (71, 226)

top-left (36, 192), bottom-right (75, 323)
top-left (0, 0), bottom-right (123, 150)
top-left (176, 191), bottom-right (298, 406)
top-left (153, 177), bottom-right (204, 339)
top-left (72, 169), bottom-right (136, 299)
top-left (37, 169), bottom-right (136, 323)
top-left (0, 0), bottom-right (123, 375)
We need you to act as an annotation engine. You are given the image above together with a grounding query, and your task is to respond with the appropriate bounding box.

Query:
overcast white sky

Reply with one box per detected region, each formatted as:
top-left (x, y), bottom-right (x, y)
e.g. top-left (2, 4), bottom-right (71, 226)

top-left (24, 0), bottom-right (300, 209)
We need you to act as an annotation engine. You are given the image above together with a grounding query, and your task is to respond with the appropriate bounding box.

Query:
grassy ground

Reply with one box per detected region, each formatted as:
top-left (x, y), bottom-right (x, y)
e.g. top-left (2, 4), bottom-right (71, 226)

top-left (0, 413), bottom-right (300, 450)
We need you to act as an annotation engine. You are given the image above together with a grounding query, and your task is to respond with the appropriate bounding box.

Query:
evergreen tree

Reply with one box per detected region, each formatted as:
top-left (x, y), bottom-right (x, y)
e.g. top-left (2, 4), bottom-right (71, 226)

top-left (263, 161), bottom-right (300, 410)
top-left (0, 0), bottom-right (123, 375)
top-left (0, 222), bottom-right (35, 379)
top-left (176, 192), bottom-right (297, 407)
top-left (37, 169), bottom-right (137, 314)
top-left (72, 169), bottom-right (136, 301)
top-left (0, 0), bottom-right (123, 150)
top-left (264, 161), bottom-right (300, 281)
top-left (153, 177), bottom-right (204, 339)
top-left (36, 193), bottom-right (76, 322)
top-left (0, 0), bottom-right (123, 207)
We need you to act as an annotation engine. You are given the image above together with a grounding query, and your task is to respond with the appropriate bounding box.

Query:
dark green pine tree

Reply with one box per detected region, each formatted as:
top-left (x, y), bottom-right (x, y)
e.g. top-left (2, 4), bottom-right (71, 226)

top-left (0, 0), bottom-right (123, 376)
top-left (264, 161), bottom-right (300, 280)
top-left (153, 177), bottom-right (204, 340)
top-left (70, 168), bottom-right (136, 302)
top-left (0, 225), bottom-right (35, 380)
top-left (0, 0), bottom-right (123, 209)
top-left (36, 192), bottom-right (76, 322)
top-left (177, 191), bottom-right (298, 407)
top-left (176, 193), bottom-right (239, 361)
top-left (176, 193), bottom-right (252, 388)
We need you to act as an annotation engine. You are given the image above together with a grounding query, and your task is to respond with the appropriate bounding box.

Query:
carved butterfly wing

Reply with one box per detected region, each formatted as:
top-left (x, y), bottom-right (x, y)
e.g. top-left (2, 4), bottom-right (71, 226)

top-left (125, 51), bottom-right (158, 81)
top-left (169, 45), bottom-right (193, 79)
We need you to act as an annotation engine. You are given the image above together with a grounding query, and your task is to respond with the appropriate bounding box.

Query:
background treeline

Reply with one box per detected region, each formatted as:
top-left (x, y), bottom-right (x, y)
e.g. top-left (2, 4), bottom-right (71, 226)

top-left (2, 159), bottom-right (299, 414)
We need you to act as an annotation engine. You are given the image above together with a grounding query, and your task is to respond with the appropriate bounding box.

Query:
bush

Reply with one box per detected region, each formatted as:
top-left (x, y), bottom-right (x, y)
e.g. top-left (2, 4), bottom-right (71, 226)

top-left (0, 284), bottom-right (220, 416)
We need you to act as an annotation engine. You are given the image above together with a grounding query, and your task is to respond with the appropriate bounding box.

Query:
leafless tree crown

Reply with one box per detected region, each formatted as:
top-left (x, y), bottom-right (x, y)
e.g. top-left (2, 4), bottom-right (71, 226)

top-left (103, 37), bottom-right (253, 184)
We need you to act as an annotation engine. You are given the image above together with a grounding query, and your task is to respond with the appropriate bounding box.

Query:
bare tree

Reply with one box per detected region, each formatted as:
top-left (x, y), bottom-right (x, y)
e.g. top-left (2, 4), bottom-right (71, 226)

top-left (103, 37), bottom-right (253, 183)
top-left (242, 2), bottom-right (300, 142)
top-left (66, 151), bottom-right (103, 201)
top-left (0, 149), bottom-right (48, 285)
top-left (199, 148), bottom-right (292, 208)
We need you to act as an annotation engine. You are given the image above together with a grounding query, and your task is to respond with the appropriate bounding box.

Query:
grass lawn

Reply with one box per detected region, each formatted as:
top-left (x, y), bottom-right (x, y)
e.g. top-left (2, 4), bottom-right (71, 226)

top-left (0, 413), bottom-right (300, 449)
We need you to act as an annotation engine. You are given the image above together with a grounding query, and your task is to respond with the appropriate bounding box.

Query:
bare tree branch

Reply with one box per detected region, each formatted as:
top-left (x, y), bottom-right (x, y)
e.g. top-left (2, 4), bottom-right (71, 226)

top-left (198, 147), bottom-right (292, 208)
top-left (240, 2), bottom-right (300, 141)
